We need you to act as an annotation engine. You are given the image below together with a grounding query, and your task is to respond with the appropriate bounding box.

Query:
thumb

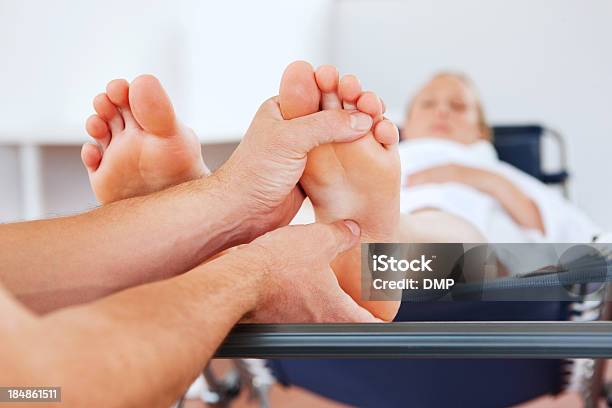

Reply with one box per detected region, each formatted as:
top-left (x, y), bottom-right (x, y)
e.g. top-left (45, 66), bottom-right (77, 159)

top-left (334, 291), bottom-right (384, 323)
top-left (306, 219), bottom-right (362, 261)
top-left (284, 109), bottom-right (373, 154)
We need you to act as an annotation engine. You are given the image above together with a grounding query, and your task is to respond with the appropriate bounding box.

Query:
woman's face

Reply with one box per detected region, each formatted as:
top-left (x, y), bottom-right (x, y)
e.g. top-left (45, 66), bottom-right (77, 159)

top-left (402, 75), bottom-right (483, 144)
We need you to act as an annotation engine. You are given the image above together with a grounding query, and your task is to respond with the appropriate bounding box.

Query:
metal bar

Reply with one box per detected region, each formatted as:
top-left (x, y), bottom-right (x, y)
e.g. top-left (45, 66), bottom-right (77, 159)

top-left (215, 321), bottom-right (612, 359)
top-left (18, 144), bottom-right (44, 220)
top-left (546, 127), bottom-right (570, 198)
top-left (588, 291), bottom-right (612, 406)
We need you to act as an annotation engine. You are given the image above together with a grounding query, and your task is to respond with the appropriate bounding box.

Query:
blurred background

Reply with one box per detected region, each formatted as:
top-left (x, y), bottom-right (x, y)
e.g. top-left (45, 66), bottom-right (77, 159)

top-left (1, 0), bottom-right (611, 228)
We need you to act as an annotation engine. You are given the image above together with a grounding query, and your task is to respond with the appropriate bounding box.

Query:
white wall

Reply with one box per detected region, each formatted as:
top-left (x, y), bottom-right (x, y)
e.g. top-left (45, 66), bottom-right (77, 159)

top-left (179, 0), bottom-right (334, 137)
top-left (0, 0), bottom-right (333, 141)
top-left (0, 1), bottom-right (184, 139)
top-left (332, 0), bottom-right (612, 229)
top-left (0, 0), bottom-right (332, 221)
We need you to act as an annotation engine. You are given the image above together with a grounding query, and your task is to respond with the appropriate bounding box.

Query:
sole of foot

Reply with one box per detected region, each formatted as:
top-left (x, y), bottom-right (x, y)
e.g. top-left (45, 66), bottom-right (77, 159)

top-left (279, 61), bottom-right (401, 321)
top-left (82, 74), bottom-right (208, 204)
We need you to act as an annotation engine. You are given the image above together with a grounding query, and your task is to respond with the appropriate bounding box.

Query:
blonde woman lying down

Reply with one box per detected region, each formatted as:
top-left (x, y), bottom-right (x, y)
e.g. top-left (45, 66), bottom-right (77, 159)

top-left (399, 72), bottom-right (600, 243)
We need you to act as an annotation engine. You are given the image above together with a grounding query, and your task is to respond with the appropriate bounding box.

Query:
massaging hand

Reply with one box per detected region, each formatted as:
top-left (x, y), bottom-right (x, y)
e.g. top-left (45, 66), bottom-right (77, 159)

top-left (237, 219), bottom-right (381, 323)
top-left (218, 96), bottom-right (373, 235)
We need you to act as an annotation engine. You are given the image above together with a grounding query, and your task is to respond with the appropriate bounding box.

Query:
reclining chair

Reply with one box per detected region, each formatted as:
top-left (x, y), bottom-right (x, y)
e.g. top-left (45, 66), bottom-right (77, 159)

top-left (493, 125), bottom-right (569, 197)
top-left (198, 125), bottom-right (610, 408)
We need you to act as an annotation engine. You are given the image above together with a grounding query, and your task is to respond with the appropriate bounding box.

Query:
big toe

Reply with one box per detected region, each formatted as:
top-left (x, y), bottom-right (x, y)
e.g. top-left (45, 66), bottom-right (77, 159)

top-left (279, 60), bottom-right (321, 120)
top-left (128, 74), bottom-right (178, 136)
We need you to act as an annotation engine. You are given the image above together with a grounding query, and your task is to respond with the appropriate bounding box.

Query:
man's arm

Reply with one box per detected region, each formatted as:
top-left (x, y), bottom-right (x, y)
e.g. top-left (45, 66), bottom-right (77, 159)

top-left (0, 99), bottom-right (371, 313)
top-left (1, 220), bottom-right (376, 408)
top-left (0, 175), bottom-right (250, 313)
top-left (2, 249), bottom-right (259, 408)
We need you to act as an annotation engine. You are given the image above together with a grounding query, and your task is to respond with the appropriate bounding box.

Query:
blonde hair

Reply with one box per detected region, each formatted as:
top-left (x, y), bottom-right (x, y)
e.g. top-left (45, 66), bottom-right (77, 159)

top-left (406, 71), bottom-right (492, 141)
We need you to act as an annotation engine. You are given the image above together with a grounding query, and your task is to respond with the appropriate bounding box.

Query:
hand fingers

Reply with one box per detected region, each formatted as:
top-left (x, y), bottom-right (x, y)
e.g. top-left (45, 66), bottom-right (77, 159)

top-left (282, 109), bottom-right (373, 154)
top-left (332, 290), bottom-right (384, 323)
top-left (255, 96), bottom-right (285, 121)
top-left (302, 220), bottom-right (362, 261)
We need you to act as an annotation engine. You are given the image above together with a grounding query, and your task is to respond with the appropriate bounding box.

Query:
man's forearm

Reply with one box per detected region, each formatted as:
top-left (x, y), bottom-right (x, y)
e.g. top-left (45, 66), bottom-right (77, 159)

top-left (0, 174), bottom-right (256, 313)
top-left (3, 251), bottom-right (260, 408)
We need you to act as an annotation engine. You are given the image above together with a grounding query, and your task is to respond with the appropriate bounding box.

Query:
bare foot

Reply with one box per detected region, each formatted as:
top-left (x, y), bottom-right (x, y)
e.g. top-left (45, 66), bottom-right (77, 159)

top-left (279, 61), bottom-right (401, 320)
top-left (82, 75), bottom-right (208, 204)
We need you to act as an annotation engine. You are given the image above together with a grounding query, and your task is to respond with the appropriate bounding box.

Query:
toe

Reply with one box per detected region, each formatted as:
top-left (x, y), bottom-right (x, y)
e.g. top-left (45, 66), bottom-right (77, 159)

top-left (315, 65), bottom-right (342, 110)
top-left (357, 91), bottom-right (383, 118)
top-left (93, 93), bottom-right (124, 134)
top-left (106, 79), bottom-right (137, 128)
top-left (129, 74), bottom-right (178, 136)
top-left (373, 119), bottom-right (400, 147)
top-left (315, 65), bottom-right (339, 93)
top-left (279, 60), bottom-right (321, 120)
top-left (339, 74), bottom-right (362, 110)
top-left (86, 114), bottom-right (111, 149)
top-left (81, 142), bottom-right (102, 173)
top-left (106, 79), bottom-right (129, 106)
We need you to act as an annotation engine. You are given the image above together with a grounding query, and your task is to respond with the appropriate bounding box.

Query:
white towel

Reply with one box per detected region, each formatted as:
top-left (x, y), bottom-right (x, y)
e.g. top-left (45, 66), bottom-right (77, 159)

top-left (399, 138), bottom-right (600, 243)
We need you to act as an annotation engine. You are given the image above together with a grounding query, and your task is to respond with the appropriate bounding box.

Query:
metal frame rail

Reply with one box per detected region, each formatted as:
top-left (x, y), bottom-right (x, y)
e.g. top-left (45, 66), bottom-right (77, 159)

top-left (215, 321), bottom-right (612, 359)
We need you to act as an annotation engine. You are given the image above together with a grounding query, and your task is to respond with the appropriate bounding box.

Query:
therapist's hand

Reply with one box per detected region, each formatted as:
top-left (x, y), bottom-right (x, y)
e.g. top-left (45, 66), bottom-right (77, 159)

top-left (218, 97), bottom-right (373, 237)
top-left (233, 219), bottom-right (381, 323)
